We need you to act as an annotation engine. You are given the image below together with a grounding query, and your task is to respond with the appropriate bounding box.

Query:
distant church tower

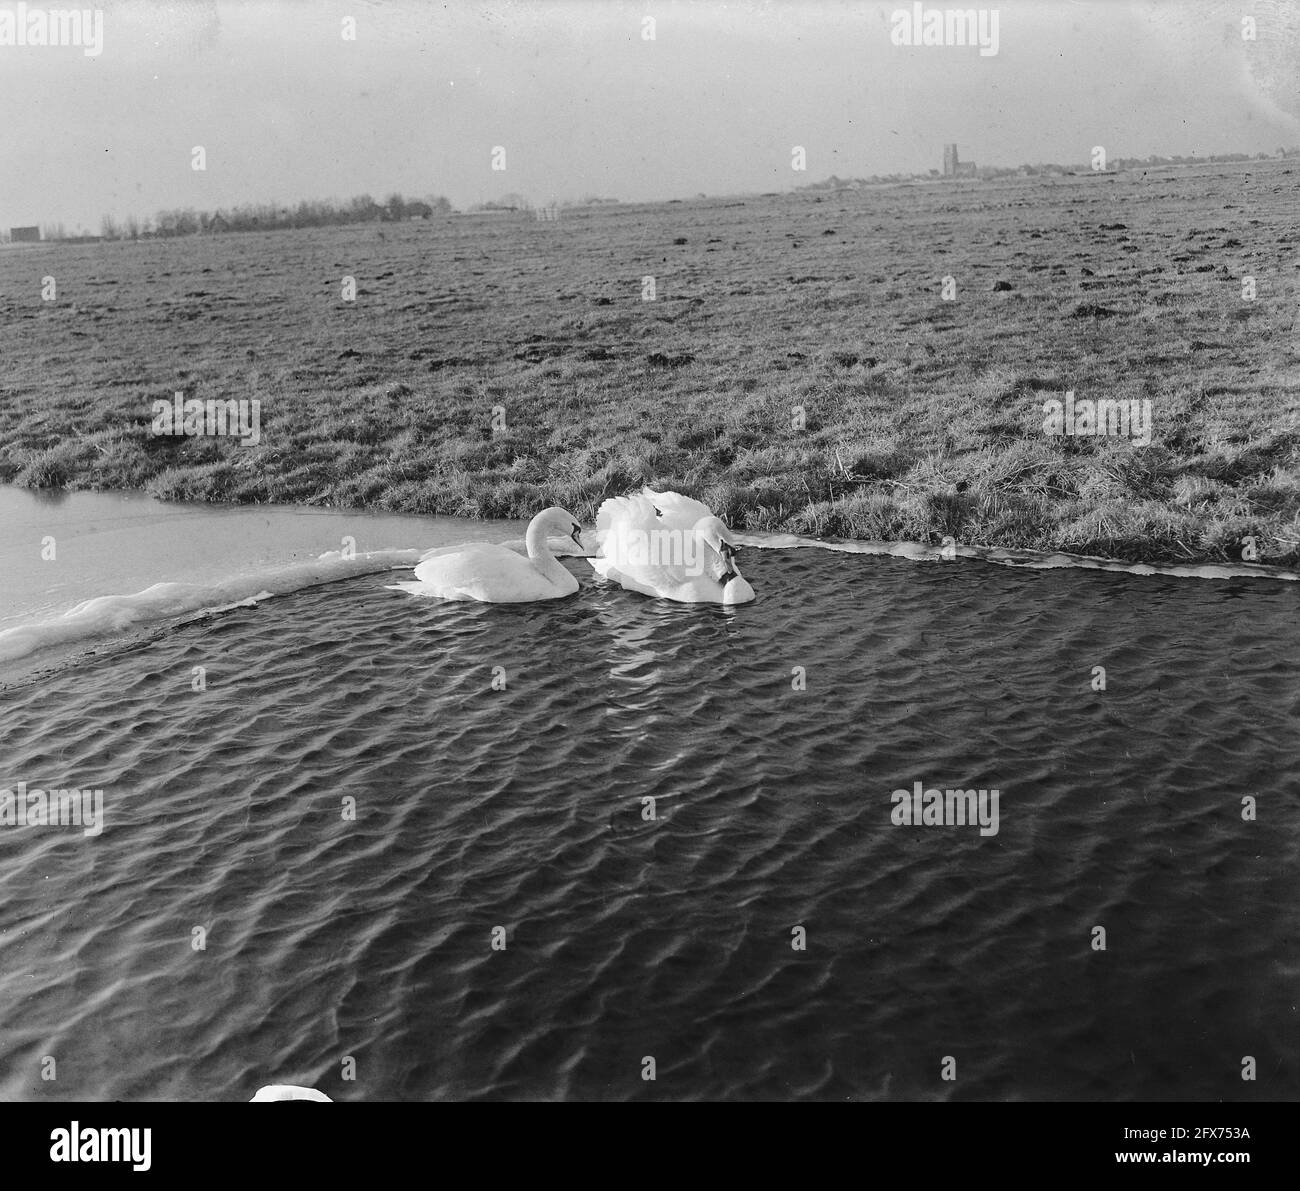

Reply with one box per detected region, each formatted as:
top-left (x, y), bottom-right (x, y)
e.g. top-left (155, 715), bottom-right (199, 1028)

top-left (943, 144), bottom-right (959, 176)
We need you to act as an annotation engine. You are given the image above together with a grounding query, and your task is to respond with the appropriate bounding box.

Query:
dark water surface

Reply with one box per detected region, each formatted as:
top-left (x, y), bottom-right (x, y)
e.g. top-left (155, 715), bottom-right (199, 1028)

top-left (0, 547), bottom-right (1296, 1100)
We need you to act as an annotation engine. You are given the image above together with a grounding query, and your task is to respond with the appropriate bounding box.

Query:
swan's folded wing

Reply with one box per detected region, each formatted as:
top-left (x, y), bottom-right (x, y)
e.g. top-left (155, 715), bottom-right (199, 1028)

top-left (596, 490), bottom-right (718, 546)
top-left (421, 537), bottom-right (584, 564)
top-left (589, 556), bottom-right (683, 600)
top-left (640, 488), bottom-right (715, 529)
top-left (413, 542), bottom-right (509, 586)
top-left (595, 492), bottom-right (661, 547)
top-left (413, 542), bottom-right (577, 601)
top-left (417, 543), bottom-right (474, 564)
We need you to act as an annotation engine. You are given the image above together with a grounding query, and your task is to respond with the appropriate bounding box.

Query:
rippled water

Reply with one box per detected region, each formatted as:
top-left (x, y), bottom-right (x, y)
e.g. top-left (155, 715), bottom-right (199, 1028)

top-left (1, 533), bottom-right (1295, 1102)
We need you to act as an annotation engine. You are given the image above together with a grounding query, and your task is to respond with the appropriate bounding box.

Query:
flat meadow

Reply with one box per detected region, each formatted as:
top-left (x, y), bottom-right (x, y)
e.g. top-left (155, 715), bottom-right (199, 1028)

top-left (2, 159), bottom-right (1298, 565)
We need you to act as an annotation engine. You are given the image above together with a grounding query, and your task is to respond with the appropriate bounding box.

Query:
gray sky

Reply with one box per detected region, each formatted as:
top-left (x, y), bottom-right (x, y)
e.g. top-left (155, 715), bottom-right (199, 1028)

top-left (2, 0), bottom-right (1297, 231)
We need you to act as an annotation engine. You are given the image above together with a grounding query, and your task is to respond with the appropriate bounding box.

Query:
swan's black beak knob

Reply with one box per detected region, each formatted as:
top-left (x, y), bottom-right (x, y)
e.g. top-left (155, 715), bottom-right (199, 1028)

top-left (570, 523), bottom-right (584, 547)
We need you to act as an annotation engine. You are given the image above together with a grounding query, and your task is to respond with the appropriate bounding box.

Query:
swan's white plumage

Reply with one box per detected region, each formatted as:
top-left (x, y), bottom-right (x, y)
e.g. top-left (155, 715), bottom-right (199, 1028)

top-left (403, 507), bottom-right (584, 602)
top-left (589, 487), bottom-right (755, 604)
top-left (471, 533), bottom-right (592, 560)
top-left (414, 542), bottom-right (576, 602)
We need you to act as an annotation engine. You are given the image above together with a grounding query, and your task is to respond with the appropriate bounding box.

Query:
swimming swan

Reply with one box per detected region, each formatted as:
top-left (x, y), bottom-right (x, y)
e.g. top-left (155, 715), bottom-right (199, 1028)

top-left (409, 506), bottom-right (585, 602)
top-left (588, 488), bottom-right (755, 604)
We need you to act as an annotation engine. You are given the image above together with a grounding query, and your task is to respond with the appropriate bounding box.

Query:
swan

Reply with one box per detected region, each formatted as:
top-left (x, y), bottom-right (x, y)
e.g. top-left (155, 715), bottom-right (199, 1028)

top-left (588, 488), bottom-right (755, 604)
top-left (250, 1085), bottom-right (332, 1102)
top-left (406, 506), bottom-right (585, 602)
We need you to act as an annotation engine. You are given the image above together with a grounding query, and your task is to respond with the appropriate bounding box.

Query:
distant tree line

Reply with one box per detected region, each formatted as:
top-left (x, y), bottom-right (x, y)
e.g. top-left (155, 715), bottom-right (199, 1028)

top-left (798, 147), bottom-right (1300, 190)
top-left (1109, 150), bottom-right (1293, 169)
top-left (16, 189), bottom-right (626, 243)
top-left (92, 192), bottom-right (454, 241)
top-left (466, 193), bottom-right (620, 213)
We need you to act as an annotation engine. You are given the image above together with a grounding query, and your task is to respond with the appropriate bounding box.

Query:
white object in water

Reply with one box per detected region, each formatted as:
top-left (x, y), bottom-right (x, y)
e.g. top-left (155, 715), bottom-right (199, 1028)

top-left (588, 488), bottom-right (755, 604)
top-left (410, 506), bottom-right (585, 602)
top-left (250, 1085), bottom-right (332, 1102)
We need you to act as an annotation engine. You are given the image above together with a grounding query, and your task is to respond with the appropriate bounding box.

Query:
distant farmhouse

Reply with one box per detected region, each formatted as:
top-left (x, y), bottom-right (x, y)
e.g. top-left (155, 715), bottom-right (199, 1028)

top-left (10, 226), bottom-right (40, 243)
top-left (942, 145), bottom-right (977, 178)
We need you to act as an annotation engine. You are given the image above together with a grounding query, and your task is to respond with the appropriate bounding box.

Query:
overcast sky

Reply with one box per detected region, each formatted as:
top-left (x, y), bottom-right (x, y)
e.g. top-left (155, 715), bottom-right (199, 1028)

top-left (2, 0), bottom-right (1297, 231)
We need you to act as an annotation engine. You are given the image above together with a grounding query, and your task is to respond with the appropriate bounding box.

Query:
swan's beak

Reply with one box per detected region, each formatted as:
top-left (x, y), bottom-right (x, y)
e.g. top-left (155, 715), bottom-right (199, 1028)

top-left (722, 540), bottom-right (743, 579)
top-left (570, 523), bottom-right (585, 550)
top-left (719, 541), bottom-right (738, 583)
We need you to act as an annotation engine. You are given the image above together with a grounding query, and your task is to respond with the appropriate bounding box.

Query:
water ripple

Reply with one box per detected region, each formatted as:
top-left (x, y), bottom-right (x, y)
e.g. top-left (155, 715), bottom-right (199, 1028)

top-left (0, 551), bottom-right (1296, 1100)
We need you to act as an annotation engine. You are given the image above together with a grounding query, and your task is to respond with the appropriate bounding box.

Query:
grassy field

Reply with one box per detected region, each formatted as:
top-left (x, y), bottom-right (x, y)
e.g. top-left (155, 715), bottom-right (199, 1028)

top-left (2, 160), bottom-right (1298, 566)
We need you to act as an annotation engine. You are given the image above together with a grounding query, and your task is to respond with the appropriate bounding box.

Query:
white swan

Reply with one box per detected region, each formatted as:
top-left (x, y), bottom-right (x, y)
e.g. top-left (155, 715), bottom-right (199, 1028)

top-left (588, 488), bottom-right (755, 604)
top-left (250, 1085), bottom-right (332, 1102)
top-left (406, 506), bottom-right (585, 602)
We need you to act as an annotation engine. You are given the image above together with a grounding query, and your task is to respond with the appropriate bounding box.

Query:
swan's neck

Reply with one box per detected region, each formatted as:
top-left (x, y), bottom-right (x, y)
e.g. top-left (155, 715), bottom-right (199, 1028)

top-left (525, 516), bottom-right (570, 586)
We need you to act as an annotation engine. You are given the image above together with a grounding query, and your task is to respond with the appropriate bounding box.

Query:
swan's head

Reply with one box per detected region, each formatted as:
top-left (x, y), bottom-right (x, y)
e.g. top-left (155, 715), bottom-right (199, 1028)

top-left (540, 506), bottom-right (585, 551)
top-left (693, 515), bottom-right (752, 599)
